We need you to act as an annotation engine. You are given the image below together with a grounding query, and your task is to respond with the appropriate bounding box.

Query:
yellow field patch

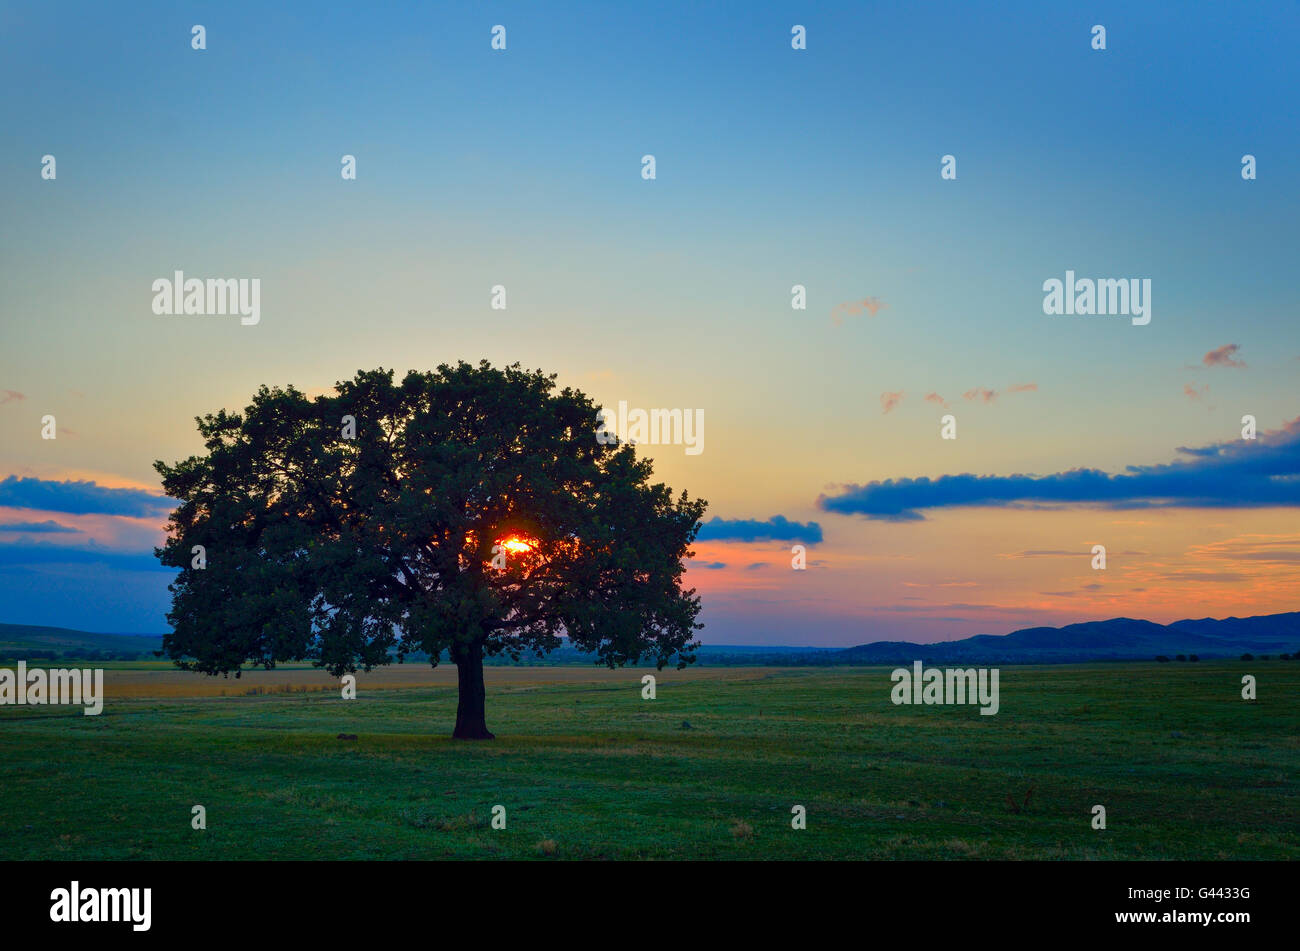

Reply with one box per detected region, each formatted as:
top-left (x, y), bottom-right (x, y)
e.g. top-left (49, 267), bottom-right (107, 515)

top-left (92, 664), bottom-right (774, 699)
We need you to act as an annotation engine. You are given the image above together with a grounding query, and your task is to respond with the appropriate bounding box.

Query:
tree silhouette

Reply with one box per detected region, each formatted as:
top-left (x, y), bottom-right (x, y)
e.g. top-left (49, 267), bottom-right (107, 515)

top-left (155, 361), bottom-right (706, 739)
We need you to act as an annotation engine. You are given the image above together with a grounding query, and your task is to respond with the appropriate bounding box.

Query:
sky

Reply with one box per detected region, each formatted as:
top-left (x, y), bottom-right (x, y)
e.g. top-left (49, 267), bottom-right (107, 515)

top-left (1, 1), bottom-right (1298, 644)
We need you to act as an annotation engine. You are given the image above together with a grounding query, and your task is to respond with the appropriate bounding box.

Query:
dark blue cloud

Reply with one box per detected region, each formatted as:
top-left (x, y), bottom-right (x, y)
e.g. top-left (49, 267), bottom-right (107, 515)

top-left (698, 561), bottom-right (727, 569)
top-left (0, 475), bottom-right (171, 518)
top-left (0, 540), bottom-right (174, 572)
top-left (0, 519), bottom-right (79, 534)
top-left (0, 562), bottom-right (172, 632)
top-left (819, 417), bottom-right (1300, 521)
top-left (697, 515), bottom-right (822, 543)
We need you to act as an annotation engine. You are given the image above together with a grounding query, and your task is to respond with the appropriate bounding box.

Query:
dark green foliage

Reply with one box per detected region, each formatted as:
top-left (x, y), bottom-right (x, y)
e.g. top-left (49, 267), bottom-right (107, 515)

top-left (155, 362), bottom-right (706, 734)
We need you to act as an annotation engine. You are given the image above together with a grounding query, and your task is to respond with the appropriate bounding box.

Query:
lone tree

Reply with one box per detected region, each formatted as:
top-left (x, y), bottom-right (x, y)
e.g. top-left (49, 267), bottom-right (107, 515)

top-left (155, 361), bottom-right (706, 739)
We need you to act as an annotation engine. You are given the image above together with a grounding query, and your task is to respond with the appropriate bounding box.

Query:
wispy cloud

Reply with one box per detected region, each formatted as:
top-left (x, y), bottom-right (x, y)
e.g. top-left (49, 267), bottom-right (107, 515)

top-left (831, 297), bottom-right (887, 326)
top-left (998, 548), bottom-right (1146, 559)
top-left (881, 390), bottom-right (904, 414)
top-left (1187, 533), bottom-right (1300, 565)
top-left (0, 540), bottom-right (173, 572)
top-left (0, 519), bottom-right (79, 534)
top-left (1202, 344), bottom-right (1246, 368)
top-left (914, 385), bottom-right (1033, 410)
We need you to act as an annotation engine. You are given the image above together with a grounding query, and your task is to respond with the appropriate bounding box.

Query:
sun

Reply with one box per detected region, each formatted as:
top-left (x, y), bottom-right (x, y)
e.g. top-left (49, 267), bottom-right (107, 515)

top-left (498, 536), bottom-right (534, 554)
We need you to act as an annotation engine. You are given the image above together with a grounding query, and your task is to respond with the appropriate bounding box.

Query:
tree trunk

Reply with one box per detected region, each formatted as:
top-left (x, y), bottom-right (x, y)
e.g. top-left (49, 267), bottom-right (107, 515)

top-left (452, 641), bottom-right (494, 740)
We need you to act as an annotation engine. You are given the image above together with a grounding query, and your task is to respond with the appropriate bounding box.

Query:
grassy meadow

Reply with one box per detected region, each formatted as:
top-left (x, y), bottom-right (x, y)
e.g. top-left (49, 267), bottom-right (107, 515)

top-left (1, 660), bottom-right (1296, 860)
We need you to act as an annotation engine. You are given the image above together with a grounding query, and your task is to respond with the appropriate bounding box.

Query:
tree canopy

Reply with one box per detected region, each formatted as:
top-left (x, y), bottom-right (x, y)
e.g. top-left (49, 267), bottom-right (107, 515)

top-left (155, 361), bottom-right (706, 738)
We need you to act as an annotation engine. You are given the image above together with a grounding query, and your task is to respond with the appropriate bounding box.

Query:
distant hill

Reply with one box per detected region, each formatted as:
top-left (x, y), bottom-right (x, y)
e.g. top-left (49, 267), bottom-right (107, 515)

top-left (835, 613), bottom-right (1300, 664)
top-left (3, 613), bottom-right (1297, 666)
top-left (0, 623), bottom-right (162, 658)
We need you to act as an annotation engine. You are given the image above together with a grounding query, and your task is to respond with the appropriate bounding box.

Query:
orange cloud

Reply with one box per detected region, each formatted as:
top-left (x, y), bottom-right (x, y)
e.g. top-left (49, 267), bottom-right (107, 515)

top-left (1202, 344), bottom-right (1246, 368)
top-left (831, 297), bottom-right (887, 326)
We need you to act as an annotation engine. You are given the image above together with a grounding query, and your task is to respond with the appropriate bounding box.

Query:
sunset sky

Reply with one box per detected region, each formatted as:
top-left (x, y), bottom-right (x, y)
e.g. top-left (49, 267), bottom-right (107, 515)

top-left (2, 1), bottom-right (1298, 643)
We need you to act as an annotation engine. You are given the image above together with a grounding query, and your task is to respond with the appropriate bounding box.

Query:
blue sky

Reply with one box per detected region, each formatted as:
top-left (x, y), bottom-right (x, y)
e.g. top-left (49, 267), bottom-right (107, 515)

top-left (1, 1), bottom-right (1298, 641)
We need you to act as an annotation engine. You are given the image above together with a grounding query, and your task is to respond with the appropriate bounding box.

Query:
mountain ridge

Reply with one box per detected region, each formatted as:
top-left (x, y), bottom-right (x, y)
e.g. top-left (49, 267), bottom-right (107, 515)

top-left (3, 612), bottom-right (1298, 664)
top-left (0, 623), bottom-right (163, 655)
top-left (835, 612), bottom-right (1300, 663)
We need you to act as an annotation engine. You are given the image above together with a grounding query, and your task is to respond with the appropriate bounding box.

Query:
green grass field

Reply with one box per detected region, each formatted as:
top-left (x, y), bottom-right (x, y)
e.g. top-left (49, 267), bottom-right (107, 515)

top-left (2, 661), bottom-right (1296, 860)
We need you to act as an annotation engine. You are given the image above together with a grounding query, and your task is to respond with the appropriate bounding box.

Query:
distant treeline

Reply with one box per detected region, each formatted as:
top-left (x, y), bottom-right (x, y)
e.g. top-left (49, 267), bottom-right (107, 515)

top-left (0, 648), bottom-right (158, 662)
top-left (482, 647), bottom-right (843, 667)
top-left (4, 647), bottom-right (1296, 668)
top-left (392, 648), bottom-right (839, 667)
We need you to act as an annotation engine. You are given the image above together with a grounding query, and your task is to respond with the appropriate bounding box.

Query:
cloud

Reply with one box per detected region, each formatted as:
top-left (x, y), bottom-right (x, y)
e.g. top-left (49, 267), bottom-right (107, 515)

top-left (880, 391), bottom-right (904, 414)
top-left (0, 519), bottom-right (79, 534)
top-left (1184, 383), bottom-right (1209, 400)
top-left (1000, 548), bottom-right (1144, 559)
top-left (698, 561), bottom-right (727, 570)
top-left (1186, 533), bottom-right (1300, 565)
top-left (0, 390), bottom-right (24, 405)
top-left (1202, 344), bottom-right (1246, 368)
top-left (0, 475), bottom-right (172, 518)
top-left (816, 416), bottom-right (1300, 521)
top-left (1156, 570), bottom-right (1246, 583)
top-left (938, 384), bottom-right (1037, 406)
top-left (697, 514), bottom-right (823, 543)
top-left (909, 385), bottom-right (1034, 413)
top-left (744, 562), bottom-right (767, 571)
top-left (831, 297), bottom-right (887, 326)
top-left (0, 540), bottom-right (173, 572)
